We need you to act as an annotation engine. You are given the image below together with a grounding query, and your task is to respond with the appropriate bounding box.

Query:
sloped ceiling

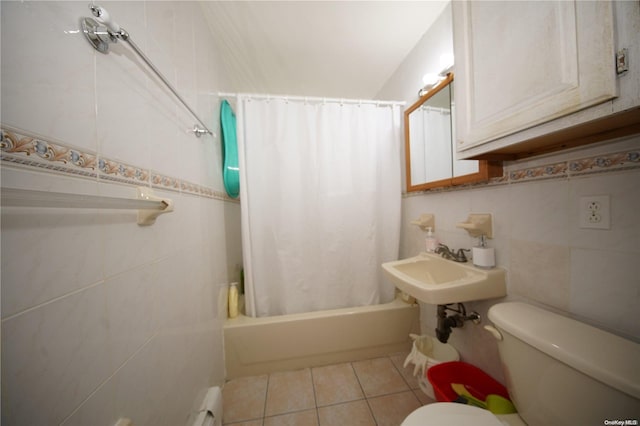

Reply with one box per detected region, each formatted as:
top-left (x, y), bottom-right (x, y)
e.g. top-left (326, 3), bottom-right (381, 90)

top-left (201, 1), bottom-right (448, 99)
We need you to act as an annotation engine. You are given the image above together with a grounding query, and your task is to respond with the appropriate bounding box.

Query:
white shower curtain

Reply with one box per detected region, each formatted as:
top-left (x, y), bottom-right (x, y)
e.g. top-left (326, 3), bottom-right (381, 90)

top-left (236, 96), bottom-right (402, 317)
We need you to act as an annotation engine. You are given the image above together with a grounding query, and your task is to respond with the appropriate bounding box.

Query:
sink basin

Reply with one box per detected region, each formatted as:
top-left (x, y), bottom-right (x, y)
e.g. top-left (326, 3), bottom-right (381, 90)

top-left (382, 252), bottom-right (506, 304)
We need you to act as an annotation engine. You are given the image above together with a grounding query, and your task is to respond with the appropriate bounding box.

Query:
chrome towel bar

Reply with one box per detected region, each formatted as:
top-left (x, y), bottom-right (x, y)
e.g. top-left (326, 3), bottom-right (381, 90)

top-left (81, 4), bottom-right (214, 139)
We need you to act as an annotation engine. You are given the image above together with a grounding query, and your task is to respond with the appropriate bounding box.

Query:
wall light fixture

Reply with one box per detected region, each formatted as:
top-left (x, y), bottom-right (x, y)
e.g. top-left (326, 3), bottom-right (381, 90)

top-left (418, 53), bottom-right (455, 97)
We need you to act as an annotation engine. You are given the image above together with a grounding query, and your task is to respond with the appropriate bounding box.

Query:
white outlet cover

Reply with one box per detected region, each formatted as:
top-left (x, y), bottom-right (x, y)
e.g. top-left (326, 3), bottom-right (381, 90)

top-left (579, 195), bottom-right (610, 229)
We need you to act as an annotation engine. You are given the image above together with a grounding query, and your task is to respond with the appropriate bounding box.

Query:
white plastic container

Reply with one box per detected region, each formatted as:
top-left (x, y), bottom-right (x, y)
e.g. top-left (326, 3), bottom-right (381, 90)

top-left (472, 235), bottom-right (495, 269)
top-left (404, 335), bottom-right (459, 399)
top-left (228, 282), bottom-right (239, 318)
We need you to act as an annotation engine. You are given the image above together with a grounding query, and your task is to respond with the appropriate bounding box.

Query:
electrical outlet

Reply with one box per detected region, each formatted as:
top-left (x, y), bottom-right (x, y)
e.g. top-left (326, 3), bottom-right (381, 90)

top-left (616, 48), bottom-right (629, 74)
top-left (579, 195), bottom-right (610, 229)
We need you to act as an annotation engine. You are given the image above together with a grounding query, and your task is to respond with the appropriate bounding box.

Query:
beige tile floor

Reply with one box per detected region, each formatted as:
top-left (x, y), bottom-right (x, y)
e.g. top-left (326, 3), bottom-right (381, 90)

top-left (222, 352), bottom-right (436, 426)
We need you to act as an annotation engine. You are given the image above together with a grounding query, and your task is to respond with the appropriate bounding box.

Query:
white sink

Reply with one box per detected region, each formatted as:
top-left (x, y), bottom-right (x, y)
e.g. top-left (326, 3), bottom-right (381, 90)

top-left (382, 252), bottom-right (506, 304)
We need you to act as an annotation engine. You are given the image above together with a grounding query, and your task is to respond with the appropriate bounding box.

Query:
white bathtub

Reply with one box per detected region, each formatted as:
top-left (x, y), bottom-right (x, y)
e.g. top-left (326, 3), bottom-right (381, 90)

top-left (223, 294), bottom-right (420, 379)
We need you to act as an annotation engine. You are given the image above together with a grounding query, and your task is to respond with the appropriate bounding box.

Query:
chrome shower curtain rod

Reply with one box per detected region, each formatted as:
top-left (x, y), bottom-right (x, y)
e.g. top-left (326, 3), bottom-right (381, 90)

top-left (80, 4), bottom-right (213, 138)
top-left (218, 92), bottom-right (406, 107)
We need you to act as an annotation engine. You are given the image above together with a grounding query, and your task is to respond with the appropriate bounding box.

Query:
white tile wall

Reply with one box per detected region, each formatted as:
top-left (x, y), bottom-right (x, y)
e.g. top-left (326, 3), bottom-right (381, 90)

top-left (1, 1), bottom-right (240, 425)
top-left (379, 0), bottom-right (640, 382)
top-left (1, 1), bottom-right (98, 151)
top-left (2, 281), bottom-right (112, 425)
top-left (570, 248), bottom-right (639, 338)
top-left (0, 169), bottom-right (103, 317)
top-left (508, 179), bottom-right (571, 246)
top-left (4, 1), bottom-right (637, 423)
top-left (402, 141), bottom-right (640, 381)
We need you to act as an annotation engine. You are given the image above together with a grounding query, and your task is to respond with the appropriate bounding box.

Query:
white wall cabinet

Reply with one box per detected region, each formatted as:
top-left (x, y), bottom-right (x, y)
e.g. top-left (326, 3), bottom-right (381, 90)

top-left (453, 1), bottom-right (640, 160)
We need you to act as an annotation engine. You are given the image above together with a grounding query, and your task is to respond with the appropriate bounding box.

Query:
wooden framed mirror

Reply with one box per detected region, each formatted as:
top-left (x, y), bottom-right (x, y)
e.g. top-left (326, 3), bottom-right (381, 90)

top-left (404, 73), bottom-right (502, 192)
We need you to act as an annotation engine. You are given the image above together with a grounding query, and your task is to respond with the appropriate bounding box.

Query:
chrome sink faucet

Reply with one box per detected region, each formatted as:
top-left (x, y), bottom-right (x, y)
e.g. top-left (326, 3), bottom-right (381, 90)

top-left (435, 243), bottom-right (470, 263)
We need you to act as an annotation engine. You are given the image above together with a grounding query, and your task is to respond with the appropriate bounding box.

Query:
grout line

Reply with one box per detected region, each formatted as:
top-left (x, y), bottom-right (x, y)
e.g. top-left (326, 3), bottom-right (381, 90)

top-left (314, 399), bottom-right (368, 410)
top-left (225, 354), bottom-right (419, 425)
top-left (262, 408), bottom-right (318, 423)
top-left (389, 353), bottom-right (413, 390)
top-left (349, 361), bottom-right (379, 425)
top-left (309, 366), bottom-right (321, 425)
top-left (1, 278), bottom-right (106, 322)
top-left (350, 361), bottom-right (368, 398)
top-left (262, 373), bottom-right (271, 423)
top-left (59, 332), bottom-right (158, 425)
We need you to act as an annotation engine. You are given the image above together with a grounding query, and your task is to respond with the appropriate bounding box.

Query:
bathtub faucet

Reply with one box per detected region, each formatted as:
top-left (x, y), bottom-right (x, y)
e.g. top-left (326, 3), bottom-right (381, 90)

top-left (435, 244), bottom-right (470, 263)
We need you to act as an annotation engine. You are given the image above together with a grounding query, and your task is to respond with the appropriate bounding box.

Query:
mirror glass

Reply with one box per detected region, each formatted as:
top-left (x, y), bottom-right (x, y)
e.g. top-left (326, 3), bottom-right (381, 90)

top-left (408, 77), bottom-right (454, 183)
top-left (405, 73), bottom-right (491, 192)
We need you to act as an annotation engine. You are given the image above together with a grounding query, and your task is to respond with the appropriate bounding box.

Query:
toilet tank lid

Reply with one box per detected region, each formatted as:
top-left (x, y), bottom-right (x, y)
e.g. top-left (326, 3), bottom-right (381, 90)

top-left (488, 302), bottom-right (640, 400)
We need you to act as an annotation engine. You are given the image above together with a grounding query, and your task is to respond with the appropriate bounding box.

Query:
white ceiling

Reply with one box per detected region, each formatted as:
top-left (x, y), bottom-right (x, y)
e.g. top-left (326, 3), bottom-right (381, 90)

top-left (201, 1), bottom-right (449, 99)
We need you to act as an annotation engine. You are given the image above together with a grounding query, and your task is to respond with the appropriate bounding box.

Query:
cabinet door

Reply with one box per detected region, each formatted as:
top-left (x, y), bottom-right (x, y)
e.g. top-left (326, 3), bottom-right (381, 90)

top-left (454, 1), bottom-right (616, 152)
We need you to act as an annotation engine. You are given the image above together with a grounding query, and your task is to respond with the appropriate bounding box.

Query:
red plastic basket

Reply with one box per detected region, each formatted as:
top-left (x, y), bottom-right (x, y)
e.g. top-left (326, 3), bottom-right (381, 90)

top-left (426, 361), bottom-right (510, 403)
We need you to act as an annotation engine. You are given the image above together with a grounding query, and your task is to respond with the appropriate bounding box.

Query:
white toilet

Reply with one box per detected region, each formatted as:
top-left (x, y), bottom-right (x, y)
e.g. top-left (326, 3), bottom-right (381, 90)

top-left (402, 302), bottom-right (640, 426)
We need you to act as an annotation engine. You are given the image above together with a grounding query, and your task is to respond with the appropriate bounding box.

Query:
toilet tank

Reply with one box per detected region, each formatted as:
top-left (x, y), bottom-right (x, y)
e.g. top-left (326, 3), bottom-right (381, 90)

top-left (488, 302), bottom-right (640, 426)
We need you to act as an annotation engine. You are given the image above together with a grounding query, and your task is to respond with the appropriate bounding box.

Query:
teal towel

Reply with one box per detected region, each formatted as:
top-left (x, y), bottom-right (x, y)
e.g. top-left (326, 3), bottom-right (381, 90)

top-left (220, 100), bottom-right (239, 198)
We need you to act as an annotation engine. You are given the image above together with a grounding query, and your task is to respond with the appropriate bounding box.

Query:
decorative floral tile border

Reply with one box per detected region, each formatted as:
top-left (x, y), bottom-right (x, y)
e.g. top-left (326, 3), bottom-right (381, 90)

top-left (510, 150), bottom-right (640, 182)
top-left (0, 130), bottom-right (98, 179)
top-left (568, 151), bottom-right (640, 174)
top-left (404, 147), bottom-right (640, 196)
top-left (4, 126), bottom-right (636, 201)
top-left (0, 127), bottom-right (235, 203)
top-left (509, 162), bottom-right (568, 182)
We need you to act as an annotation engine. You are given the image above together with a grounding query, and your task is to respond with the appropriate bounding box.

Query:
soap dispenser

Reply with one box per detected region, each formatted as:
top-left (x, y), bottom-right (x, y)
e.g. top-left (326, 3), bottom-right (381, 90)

top-left (425, 227), bottom-right (438, 253)
top-left (472, 235), bottom-right (495, 269)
